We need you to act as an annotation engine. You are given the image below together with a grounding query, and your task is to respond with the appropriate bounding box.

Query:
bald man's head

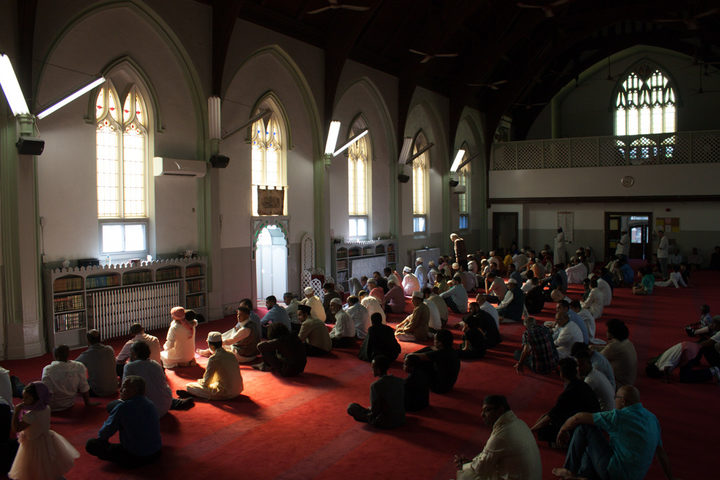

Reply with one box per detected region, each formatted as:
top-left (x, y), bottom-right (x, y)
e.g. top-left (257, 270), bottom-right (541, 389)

top-left (616, 385), bottom-right (640, 407)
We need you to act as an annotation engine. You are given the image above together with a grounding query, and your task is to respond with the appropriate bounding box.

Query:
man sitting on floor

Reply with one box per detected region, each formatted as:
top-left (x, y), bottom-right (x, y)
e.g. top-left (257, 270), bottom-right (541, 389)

top-left (553, 385), bottom-right (678, 480)
top-left (514, 317), bottom-right (558, 375)
top-left (383, 279), bottom-right (407, 314)
top-left (457, 313), bottom-right (486, 360)
top-left (425, 286), bottom-right (449, 330)
top-left (86, 376), bottom-right (161, 468)
top-left (76, 329), bottom-right (118, 397)
top-left (402, 266), bottom-right (421, 296)
top-left (406, 329), bottom-right (461, 394)
top-left (116, 323), bottom-right (162, 376)
top-left (260, 295), bottom-right (291, 338)
top-left (178, 332), bottom-right (243, 400)
top-left (558, 300), bottom-right (589, 344)
top-left (297, 304), bottom-right (332, 356)
top-left (484, 272), bottom-right (507, 304)
top-left (600, 318), bottom-right (638, 388)
top-left (358, 313), bottom-right (401, 363)
top-left (531, 357), bottom-right (600, 447)
top-left (497, 277), bottom-right (526, 323)
top-left (403, 354), bottom-right (430, 412)
top-left (200, 305), bottom-right (259, 363)
top-left (347, 355), bottom-right (405, 429)
top-left (440, 274), bottom-right (469, 314)
top-left (41, 345), bottom-right (96, 412)
top-left (571, 342), bottom-right (615, 391)
top-left (574, 348), bottom-right (614, 412)
top-left (553, 311), bottom-right (584, 359)
top-left (395, 291), bottom-right (430, 343)
top-left (358, 290), bottom-right (386, 324)
top-left (454, 395), bottom-right (542, 480)
top-left (123, 341), bottom-right (193, 415)
top-left (328, 297), bottom-right (356, 347)
top-left (322, 283), bottom-right (342, 324)
top-left (346, 295), bottom-right (370, 340)
top-left (253, 323), bottom-right (307, 376)
top-left (301, 286), bottom-right (326, 323)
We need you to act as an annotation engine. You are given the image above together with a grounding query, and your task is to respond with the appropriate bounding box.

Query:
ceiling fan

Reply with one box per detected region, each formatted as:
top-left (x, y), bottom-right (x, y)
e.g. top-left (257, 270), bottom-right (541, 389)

top-left (516, 0), bottom-right (572, 18)
top-left (653, 8), bottom-right (719, 30)
top-left (409, 49), bottom-right (459, 64)
top-left (467, 79), bottom-right (508, 90)
top-left (513, 101), bottom-right (548, 110)
top-left (307, 0), bottom-right (370, 15)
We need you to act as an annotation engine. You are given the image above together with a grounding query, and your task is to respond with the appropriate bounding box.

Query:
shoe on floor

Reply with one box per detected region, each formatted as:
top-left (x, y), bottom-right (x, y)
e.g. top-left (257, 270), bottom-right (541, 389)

top-left (176, 389), bottom-right (192, 399)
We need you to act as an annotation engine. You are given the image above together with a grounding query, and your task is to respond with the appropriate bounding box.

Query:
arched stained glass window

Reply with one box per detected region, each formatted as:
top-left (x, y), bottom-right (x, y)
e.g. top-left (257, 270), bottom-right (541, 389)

top-left (96, 82), bottom-right (148, 257)
top-left (615, 66), bottom-right (676, 136)
top-left (412, 133), bottom-right (429, 233)
top-left (348, 120), bottom-right (370, 239)
top-left (251, 102), bottom-right (286, 216)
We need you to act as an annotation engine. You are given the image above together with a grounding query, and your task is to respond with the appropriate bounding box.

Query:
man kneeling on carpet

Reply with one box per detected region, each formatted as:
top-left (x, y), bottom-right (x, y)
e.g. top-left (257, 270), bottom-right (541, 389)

top-left (347, 354), bottom-right (405, 429)
top-left (454, 395), bottom-right (542, 480)
top-left (86, 375), bottom-right (162, 467)
top-left (177, 332), bottom-right (243, 400)
top-left (253, 323), bottom-right (307, 376)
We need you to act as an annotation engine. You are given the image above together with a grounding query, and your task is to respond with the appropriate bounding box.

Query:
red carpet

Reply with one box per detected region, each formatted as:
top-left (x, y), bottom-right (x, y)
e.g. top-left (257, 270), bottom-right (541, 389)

top-left (2, 272), bottom-right (718, 479)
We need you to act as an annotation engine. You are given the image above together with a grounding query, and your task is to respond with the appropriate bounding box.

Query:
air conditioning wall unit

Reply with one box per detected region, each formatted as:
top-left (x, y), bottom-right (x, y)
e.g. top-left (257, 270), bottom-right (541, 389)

top-left (153, 157), bottom-right (207, 178)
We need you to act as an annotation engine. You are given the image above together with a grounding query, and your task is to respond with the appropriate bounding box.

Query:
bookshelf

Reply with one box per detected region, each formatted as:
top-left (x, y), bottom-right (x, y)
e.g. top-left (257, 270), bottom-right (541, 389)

top-left (44, 257), bottom-right (208, 350)
top-left (331, 239), bottom-right (397, 292)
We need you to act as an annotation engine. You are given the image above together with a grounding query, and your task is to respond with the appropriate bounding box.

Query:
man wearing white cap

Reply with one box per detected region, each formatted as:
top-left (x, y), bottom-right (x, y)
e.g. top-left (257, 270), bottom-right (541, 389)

top-left (329, 297), bottom-right (356, 347)
top-left (179, 331), bottom-right (243, 400)
top-left (395, 291), bottom-right (430, 342)
top-left (402, 266), bottom-right (421, 296)
top-left (497, 277), bottom-right (526, 323)
top-left (300, 286), bottom-right (326, 323)
top-left (414, 257), bottom-right (428, 289)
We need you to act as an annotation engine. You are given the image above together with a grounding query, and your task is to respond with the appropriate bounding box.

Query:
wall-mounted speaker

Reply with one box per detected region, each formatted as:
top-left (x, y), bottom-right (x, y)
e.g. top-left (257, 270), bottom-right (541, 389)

top-left (16, 137), bottom-right (45, 156)
top-left (209, 154), bottom-right (230, 168)
top-left (398, 173), bottom-right (410, 183)
top-left (449, 179), bottom-right (459, 187)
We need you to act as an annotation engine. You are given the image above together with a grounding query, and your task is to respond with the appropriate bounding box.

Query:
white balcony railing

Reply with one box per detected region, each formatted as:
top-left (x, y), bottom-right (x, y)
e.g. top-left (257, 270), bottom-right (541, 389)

top-left (491, 130), bottom-right (720, 170)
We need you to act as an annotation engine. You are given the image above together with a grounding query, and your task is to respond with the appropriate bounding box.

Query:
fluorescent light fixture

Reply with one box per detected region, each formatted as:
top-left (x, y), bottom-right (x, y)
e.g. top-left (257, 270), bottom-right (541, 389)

top-left (36, 76), bottom-right (106, 119)
top-left (221, 109), bottom-right (271, 140)
top-left (450, 149), bottom-right (466, 172)
top-left (208, 96), bottom-right (222, 140)
top-left (407, 142), bottom-right (434, 164)
top-left (324, 120), bottom-right (341, 155)
top-left (0, 53), bottom-right (29, 115)
top-left (398, 137), bottom-right (413, 164)
top-left (333, 129), bottom-right (368, 157)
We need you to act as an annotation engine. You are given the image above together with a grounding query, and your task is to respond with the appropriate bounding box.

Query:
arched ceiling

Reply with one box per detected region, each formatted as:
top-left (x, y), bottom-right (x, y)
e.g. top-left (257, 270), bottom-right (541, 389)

top-left (201, 0), bottom-right (720, 141)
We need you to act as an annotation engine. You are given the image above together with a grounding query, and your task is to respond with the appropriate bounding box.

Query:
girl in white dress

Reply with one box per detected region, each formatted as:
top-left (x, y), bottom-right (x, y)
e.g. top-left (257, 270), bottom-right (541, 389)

top-left (8, 381), bottom-right (79, 480)
top-left (161, 306), bottom-right (198, 368)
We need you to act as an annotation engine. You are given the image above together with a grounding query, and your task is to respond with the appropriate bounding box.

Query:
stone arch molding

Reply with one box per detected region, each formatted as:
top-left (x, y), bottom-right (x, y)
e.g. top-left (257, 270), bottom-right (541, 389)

top-left (251, 218), bottom-right (290, 260)
top-left (37, 0), bottom-right (206, 143)
top-left (227, 45), bottom-right (323, 158)
top-left (336, 76), bottom-right (397, 160)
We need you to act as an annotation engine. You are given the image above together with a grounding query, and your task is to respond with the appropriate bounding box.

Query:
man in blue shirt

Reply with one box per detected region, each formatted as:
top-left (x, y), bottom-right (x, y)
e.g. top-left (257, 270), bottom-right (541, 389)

top-left (553, 385), bottom-right (677, 480)
top-left (261, 295), bottom-right (291, 338)
top-left (86, 375), bottom-right (162, 467)
top-left (440, 274), bottom-right (468, 313)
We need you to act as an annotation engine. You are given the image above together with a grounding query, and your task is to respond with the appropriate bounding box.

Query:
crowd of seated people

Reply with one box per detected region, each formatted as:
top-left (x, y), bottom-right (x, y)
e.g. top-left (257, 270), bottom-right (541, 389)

top-left (4, 228), bottom-right (712, 479)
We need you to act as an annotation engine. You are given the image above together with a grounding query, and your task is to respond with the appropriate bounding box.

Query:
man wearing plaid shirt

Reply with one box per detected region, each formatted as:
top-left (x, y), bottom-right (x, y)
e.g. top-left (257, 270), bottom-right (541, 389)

top-left (514, 317), bottom-right (559, 374)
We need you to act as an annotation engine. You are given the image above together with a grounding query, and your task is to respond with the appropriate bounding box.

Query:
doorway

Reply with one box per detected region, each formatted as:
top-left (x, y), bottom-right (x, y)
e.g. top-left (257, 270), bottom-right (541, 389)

top-left (604, 212), bottom-right (653, 261)
top-left (255, 225), bottom-right (288, 303)
top-left (492, 212), bottom-right (518, 251)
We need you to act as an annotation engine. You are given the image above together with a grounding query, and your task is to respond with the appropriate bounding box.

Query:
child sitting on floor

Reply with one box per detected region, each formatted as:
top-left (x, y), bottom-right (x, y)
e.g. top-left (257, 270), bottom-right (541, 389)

top-left (632, 267), bottom-right (655, 295)
top-left (685, 304), bottom-right (713, 337)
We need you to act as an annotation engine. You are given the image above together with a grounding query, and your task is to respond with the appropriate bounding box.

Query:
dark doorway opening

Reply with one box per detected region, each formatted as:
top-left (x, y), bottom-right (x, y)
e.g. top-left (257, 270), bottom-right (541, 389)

top-left (492, 212), bottom-right (518, 252)
top-left (605, 212), bottom-right (653, 261)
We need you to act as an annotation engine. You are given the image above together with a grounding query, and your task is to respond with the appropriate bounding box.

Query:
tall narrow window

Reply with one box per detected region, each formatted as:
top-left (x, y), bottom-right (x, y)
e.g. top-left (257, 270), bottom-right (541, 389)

top-left (457, 154), bottom-right (470, 230)
top-left (251, 103), bottom-right (286, 215)
top-left (412, 133), bottom-right (429, 233)
top-left (614, 66), bottom-right (676, 162)
top-left (348, 122), bottom-right (370, 240)
top-left (96, 83), bottom-right (148, 257)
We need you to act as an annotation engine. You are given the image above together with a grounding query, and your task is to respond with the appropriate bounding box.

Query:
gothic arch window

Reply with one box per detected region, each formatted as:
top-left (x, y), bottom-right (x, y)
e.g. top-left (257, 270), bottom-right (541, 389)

top-left (251, 98), bottom-right (287, 215)
top-left (457, 145), bottom-right (470, 230)
top-left (96, 81), bottom-right (149, 257)
top-left (614, 65), bottom-right (677, 163)
top-left (412, 132), bottom-right (429, 234)
top-left (347, 118), bottom-right (370, 240)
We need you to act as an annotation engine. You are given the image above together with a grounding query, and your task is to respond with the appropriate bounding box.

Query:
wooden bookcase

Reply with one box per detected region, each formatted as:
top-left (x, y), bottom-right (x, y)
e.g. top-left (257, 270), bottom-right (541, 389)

top-left (331, 240), bottom-right (396, 292)
top-left (44, 257), bottom-right (208, 350)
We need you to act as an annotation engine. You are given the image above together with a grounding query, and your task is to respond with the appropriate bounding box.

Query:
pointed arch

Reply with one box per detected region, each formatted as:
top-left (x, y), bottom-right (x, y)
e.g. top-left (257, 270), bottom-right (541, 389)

top-left (347, 113), bottom-right (371, 240)
top-left (411, 130), bottom-right (430, 233)
top-left (250, 94), bottom-right (289, 216)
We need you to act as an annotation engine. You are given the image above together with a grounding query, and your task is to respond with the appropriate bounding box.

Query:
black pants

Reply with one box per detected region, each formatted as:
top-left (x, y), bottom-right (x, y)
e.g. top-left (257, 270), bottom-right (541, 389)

top-left (86, 438), bottom-right (160, 468)
top-left (305, 343), bottom-right (330, 357)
